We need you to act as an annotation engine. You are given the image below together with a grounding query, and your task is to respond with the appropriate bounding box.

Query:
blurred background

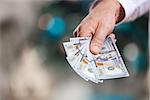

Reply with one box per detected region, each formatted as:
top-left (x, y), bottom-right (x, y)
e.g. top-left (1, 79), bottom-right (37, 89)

top-left (0, 0), bottom-right (149, 100)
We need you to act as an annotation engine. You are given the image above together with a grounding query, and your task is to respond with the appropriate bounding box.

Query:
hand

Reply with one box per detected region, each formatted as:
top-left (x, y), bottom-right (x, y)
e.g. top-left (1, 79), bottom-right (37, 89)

top-left (73, 0), bottom-right (124, 54)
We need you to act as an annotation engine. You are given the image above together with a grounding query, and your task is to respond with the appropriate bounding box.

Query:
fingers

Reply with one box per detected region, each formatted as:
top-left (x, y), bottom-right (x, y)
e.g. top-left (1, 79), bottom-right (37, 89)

top-left (73, 21), bottom-right (115, 55)
top-left (78, 26), bottom-right (93, 37)
top-left (73, 17), bottom-right (96, 37)
top-left (73, 13), bottom-right (116, 55)
top-left (73, 25), bottom-right (92, 37)
top-left (90, 23), bottom-right (110, 55)
top-left (73, 31), bottom-right (79, 37)
top-left (73, 25), bottom-right (79, 37)
top-left (109, 33), bottom-right (115, 40)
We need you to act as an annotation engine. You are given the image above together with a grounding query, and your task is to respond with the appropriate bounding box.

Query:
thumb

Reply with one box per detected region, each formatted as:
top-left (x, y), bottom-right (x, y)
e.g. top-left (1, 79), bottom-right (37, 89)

top-left (90, 23), bottom-right (110, 54)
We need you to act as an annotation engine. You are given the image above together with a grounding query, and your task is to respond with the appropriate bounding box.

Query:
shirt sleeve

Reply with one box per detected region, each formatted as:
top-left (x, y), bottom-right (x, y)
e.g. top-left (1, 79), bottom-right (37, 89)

top-left (117, 0), bottom-right (150, 24)
top-left (90, 0), bottom-right (150, 24)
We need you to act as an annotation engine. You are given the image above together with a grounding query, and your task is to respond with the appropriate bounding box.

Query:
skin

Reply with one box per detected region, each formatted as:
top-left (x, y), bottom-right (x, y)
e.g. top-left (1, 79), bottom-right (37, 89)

top-left (73, 0), bottom-right (125, 55)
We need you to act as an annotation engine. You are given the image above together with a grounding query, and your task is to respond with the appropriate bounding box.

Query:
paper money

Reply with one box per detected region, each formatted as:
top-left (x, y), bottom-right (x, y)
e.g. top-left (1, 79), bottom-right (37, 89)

top-left (63, 36), bottom-right (129, 83)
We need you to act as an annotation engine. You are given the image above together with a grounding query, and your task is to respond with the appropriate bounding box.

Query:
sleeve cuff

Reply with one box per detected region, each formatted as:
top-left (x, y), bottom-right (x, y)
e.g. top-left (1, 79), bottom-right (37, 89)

top-left (116, 0), bottom-right (136, 25)
top-left (117, 0), bottom-right (149, 25)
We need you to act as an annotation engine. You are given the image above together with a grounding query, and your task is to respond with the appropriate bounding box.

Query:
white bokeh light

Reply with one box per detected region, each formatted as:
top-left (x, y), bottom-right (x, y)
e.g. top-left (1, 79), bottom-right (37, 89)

top-left (123, 43), bottom-right (140, 62)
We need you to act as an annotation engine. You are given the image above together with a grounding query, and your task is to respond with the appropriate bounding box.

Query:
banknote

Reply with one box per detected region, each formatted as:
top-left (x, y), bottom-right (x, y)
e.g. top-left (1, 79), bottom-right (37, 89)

top-left (66, 56), bottom-right (89, 81)
top-left (63, 41), bottom-right (86, 57)
top-left (63, 36), bottom-right (129, 83)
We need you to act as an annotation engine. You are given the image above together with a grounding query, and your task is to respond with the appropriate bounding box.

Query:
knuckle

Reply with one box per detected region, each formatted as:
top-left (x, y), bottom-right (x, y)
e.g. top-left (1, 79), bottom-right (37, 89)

top-left (92, 37), bottom-right (104, 47)
top-left (101, 21), bottom-right (112, 30)
top-left (78, 26), bottom-right (91, 36)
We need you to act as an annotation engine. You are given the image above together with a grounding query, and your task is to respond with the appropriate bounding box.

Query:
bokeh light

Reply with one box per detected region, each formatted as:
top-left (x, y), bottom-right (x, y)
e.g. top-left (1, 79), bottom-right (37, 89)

top-left (123, 43), bottom-right (140, 62)
top-left (47, 16), bottom-right (66, 38)
top-left (38, 13), bottom-right (52, 30)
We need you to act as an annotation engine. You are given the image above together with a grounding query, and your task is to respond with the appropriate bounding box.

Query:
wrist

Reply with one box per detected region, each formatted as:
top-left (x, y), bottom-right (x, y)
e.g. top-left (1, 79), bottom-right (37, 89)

top-left (101, 0), bottom-right (125, 23)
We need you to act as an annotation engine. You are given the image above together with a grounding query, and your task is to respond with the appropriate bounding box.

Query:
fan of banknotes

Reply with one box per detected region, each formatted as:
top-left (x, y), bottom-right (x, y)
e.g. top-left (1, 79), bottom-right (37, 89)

top-left (63, 36), bottom-right (129, 83)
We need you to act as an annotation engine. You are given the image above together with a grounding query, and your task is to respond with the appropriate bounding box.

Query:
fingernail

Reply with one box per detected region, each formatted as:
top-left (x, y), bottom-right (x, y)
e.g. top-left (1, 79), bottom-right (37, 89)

top-left (87, 33), bottom-right (92, 37)
top-left (90, 45), bottom-right (99, 55)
